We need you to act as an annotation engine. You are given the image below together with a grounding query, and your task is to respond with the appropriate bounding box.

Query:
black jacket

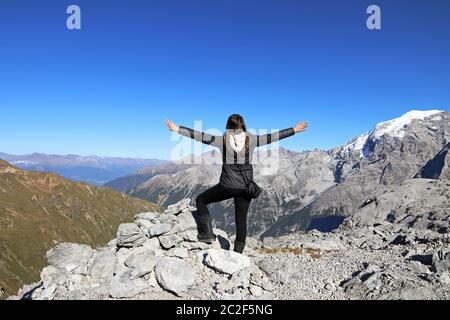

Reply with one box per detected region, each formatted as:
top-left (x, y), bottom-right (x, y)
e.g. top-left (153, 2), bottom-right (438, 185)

top-left (178, 126), bottom-right (295, 189)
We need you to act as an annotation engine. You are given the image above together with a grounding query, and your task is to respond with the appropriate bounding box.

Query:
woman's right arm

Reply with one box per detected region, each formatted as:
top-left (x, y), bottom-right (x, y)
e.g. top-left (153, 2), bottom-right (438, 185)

top-left (165, 120), bottom-right (221, 146)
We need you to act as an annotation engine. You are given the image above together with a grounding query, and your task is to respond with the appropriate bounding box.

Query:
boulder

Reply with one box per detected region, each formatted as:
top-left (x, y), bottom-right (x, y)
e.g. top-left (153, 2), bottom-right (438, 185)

top-left (342, 264), bottom-right (437, 300)
top-left (154, 257), bottom-right (196, 296)
top-left (142, 237), bottom-right (161, 251)
top-left (116, 223), bottom-right (147, 248)
top-left (203, 249), bottom-right (250, 275)
top-left (109, 269), bottom-right (149, 298)
top-left (158, 234), bottom-right (183, 249)
top-left (171, 211), bottom-right (197, 233)
top-left (164, 199), bottom-right (191, 215)
top-left (124, 252), bottom-right (158, 280)
top-left (168, 247), bottom-right (189, 259)
top-left (134, 212), bottom-right (160, 222)
top-left (148, 223), bottom-right (172, 237)
top-left (46, 243), bottom-right (95, 275)
top-left (89, 249), bottom-right (116, 282)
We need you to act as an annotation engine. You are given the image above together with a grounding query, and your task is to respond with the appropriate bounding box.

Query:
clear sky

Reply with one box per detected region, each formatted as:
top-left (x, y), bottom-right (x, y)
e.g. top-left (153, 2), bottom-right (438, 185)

top-left (1, 0), bottom-right (449, 160)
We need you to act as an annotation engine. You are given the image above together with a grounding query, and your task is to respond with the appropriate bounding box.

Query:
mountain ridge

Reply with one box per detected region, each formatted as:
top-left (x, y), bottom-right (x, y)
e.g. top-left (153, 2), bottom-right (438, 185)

top-left (0, 153), bottom-right (168, 185)
top-left (0, 160), bottom-right (162, 295)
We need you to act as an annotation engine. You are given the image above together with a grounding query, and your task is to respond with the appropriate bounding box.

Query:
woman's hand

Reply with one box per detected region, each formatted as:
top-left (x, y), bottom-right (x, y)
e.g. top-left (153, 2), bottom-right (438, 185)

top-left (294, 121), bottom-right (308, 133)
top-left (165, 120), bottom-right (179, 132)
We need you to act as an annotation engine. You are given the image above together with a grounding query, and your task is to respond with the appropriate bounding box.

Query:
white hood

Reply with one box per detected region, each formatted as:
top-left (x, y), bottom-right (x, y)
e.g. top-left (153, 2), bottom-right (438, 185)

top-left (228, 131), bottom-right (246, 153)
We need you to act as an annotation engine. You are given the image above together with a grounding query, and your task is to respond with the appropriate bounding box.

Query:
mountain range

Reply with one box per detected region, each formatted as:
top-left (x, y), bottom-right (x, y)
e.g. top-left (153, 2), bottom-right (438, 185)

top-left (0, 153), bottom-right (167, 186)
top-left (0, 160), bottom-right (161, 295)
top-left (105, 110), bottom-right (449, 238)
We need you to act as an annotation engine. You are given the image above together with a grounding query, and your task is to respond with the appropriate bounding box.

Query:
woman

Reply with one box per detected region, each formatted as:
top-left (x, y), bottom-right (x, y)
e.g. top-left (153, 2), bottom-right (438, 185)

top-left (165, 114), bottom-right (308, 254)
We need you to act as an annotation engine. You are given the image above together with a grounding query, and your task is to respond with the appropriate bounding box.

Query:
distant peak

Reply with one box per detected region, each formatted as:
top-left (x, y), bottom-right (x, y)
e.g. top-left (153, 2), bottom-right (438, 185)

top-left (336, 109), bottom-right (446, 158)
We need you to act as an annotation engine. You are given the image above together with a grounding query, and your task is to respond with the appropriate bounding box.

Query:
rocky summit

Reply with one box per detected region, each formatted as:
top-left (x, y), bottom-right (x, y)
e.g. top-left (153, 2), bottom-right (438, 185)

top-left (9, 199), bottom-right (274, 300)
top-left (10, 195), bottom-right (450, 300)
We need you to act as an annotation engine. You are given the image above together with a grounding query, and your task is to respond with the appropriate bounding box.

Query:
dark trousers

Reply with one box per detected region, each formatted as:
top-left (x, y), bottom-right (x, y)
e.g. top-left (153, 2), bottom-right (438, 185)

top-left (196, 184), bottom-right (252, 244)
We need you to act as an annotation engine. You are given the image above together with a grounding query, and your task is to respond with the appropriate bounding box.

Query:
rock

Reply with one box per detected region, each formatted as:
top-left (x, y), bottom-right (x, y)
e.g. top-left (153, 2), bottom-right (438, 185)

top-left (342, 265), bottom-right (437, 300)
top-left (46, 243), bottom-right (95, 275)
top-left (182, 241), bottom-right (211, 251)
top-left (158, 234), bottom-right (183, 249)
top-left (107, 239), bottom-right (117, 248)
top-left (230, 269), bottom-right (250, 288)
top-left (171, 211), bottom-right (197, 233)
top-left (154, 257), bottom-right (196, 296)
top-left (203, 249), bottom-right (250, 275)
top-left (147, 272), bottom-right (163, 292)
top-left (41, 265), bottom-right (68, 287)
top-left (249, 285), bottom-right (263, 297)
top-left (116, 223), bottom-right (147, 248)
top-left (142, 237), bottom-right (161, 251)
top-left (432, 248), bottom-right (450, 275)
top-left (135, 218), bottom-right (154, 229)
top-left (39, 283), bottom-right (57, 300)
top-left (113, 247), bottom-right (132, 276)
top-left (89, 249), bottom-right (116, 282)
top-left (407, 261), bottom-right (431, 274)
top-left (109, 269), bottom-right (149, 298)
top-left (324, 283), bottom-right (336, 291)
top-left (124, 252), bottom-right (158, 280)
top-left (256, 258), bottom-right (300, 285)
top-left (180, 229), bottom-right (198, 242)
top-left (168, 247), bottom-right (189, 259)
top-left (148, 223), bottom-right (172, 237)
top-left (134, 212), bottom-right (160, 222)
top-left (165, 199), bottom-right (191, 215)
top-left (432, 248), bottom-right (450, 283)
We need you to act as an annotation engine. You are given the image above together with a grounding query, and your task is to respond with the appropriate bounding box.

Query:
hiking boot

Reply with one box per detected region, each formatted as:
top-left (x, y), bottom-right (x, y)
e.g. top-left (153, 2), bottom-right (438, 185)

top-left (233, 241), bottom-right (246, 254)
top-left (197, 214), bottom-right (216, 244)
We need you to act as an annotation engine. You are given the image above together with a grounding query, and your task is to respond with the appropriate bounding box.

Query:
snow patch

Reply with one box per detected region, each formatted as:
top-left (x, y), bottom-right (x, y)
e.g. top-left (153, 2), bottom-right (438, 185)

top-left (372, 110), bottom-right (443, 139)
top-left (339, 132), bottom-right (369, 158)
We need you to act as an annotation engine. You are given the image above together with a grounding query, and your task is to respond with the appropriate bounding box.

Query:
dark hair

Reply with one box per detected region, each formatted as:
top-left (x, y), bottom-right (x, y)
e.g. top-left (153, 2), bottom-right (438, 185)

top-left (226, 114), bottom-right (247, 132)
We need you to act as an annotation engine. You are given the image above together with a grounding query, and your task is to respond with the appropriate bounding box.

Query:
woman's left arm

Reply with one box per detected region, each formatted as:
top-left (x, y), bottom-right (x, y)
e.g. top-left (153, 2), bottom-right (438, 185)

top-left (256, 121), bottom-right (308, 146)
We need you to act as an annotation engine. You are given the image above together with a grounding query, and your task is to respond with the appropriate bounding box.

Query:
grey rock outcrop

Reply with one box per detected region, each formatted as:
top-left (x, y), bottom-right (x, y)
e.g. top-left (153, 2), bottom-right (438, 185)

top-left (116, 223), bottom-right (147, 248)
top-left (11, 199), bottom-right (274, 300)
top-left (46, 243), bottom-right (95, 275)
top-left (203, 249), bottom-right (250, 275)
top-left (154, 257), bottom-right (196, 296)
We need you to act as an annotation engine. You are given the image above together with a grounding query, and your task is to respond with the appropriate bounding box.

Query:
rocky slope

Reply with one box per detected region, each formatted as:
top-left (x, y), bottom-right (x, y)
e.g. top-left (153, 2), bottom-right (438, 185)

top-left (10, 194), bottom-right (449, 300)
top-left (0, 160), bottom-right (161, 295)
top-left (263, 110), bottom-right (449, 237)
top-left (106, 110), bottom-right (449, 238)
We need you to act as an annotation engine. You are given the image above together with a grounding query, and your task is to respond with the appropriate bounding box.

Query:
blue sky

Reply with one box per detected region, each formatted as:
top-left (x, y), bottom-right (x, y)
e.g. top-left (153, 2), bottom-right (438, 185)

top-left (0, 0), bottom-right (449, 160)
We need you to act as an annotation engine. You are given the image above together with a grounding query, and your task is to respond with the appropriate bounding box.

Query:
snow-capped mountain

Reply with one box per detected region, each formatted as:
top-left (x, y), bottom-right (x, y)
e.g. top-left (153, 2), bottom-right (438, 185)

top-left (335, 110), bottom-right (445, 159)
top-left (264, 109), bottom-right (449, 237)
